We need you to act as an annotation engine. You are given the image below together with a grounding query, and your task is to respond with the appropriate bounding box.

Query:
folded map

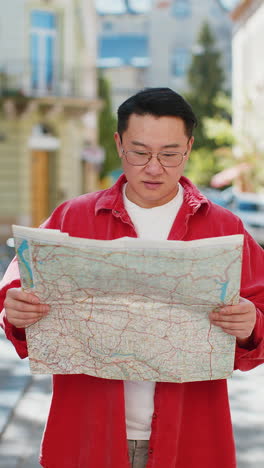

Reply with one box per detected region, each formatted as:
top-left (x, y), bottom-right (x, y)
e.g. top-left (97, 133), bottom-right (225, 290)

top-left (13, 225), bottom-right (244, 383)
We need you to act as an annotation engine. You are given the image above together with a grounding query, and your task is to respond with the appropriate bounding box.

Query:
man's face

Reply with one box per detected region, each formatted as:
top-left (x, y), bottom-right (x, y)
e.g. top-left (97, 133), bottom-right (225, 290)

top-left (114, 113), bottom-right (194, 208)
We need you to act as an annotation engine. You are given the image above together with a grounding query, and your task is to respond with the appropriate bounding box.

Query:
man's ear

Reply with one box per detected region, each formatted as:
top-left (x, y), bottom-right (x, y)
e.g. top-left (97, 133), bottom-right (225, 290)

top-left (114, 132), bottom-right (122, 159)
top-left (186, 136), bottom-right (194, 158)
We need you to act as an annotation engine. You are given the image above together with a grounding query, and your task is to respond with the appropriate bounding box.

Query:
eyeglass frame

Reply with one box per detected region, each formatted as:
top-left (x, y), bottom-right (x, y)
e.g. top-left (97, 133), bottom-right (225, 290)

top-left (120, 139), bottom-right (191, 168)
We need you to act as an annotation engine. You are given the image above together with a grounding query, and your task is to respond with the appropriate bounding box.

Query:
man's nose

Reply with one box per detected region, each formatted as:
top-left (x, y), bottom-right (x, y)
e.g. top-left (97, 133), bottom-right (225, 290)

top-left (144, 155), bottom-right (164, 174)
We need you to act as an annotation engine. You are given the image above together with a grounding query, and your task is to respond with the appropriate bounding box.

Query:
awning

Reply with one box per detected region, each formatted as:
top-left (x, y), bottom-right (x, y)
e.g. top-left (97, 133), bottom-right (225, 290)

top-left (210, 163), bottom-right (250, 188)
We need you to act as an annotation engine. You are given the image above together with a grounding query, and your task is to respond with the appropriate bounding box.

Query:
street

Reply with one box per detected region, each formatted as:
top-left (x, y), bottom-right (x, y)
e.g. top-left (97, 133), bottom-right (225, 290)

top-left (0, 328), bottom-right (264, 467)
top-left (228, 366), bottom-right (264, 468)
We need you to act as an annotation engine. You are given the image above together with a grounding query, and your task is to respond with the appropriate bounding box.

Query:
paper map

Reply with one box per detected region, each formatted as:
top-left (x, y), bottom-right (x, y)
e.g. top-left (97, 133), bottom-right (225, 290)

top-left (13, 225), bottom-right (244, 383)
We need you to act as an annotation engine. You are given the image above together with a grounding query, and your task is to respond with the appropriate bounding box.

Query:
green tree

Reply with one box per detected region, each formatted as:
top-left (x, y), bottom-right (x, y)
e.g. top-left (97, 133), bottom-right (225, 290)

top-left (185, 21), bottom-right (226, 149)
top-left (98, 74), bottom-right (120, 178)
top-left (184, 22), bottom-right (234, 186)
top-left (185, 93), bottom-right (235, 186)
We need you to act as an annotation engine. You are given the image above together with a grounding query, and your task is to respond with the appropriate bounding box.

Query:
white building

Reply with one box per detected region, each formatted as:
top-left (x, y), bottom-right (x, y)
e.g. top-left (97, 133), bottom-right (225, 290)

top-left (96, 0), bottom-right (238, 110)
top-left (97, 0), bottom-right (151, 110)
top-left (148, 0), bottom-right (235, 93)
top-left (231, 0), bottom-right (264, 152)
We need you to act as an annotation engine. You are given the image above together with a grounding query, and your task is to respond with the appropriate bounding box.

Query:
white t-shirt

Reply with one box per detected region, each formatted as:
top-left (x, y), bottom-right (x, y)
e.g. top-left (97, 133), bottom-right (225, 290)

top-left (123, 183), bottom-right (184, 440)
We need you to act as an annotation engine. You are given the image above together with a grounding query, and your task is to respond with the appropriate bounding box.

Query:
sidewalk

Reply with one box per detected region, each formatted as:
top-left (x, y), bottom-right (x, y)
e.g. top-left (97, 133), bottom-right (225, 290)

top-left (0, 326), bottom-right (264, 467)
top-left (0, 330), bottom-right (31, 438)
top-left (228, 366), bottom-right (264, 468)
top-left (0, 329), bottom-right (51, 468)
top-left (0, 375), bottom-right (51, 468)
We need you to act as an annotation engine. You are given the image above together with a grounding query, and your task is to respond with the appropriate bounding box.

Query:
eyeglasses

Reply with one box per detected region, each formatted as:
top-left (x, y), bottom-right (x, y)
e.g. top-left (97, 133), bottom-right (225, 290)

top-left (121, 147), bottom-right (188, 168)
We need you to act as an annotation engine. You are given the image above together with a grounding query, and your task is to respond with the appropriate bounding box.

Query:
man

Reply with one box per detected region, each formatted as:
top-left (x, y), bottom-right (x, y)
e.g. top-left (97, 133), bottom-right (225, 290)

top-left (1, 88), bottom-right (264, 468)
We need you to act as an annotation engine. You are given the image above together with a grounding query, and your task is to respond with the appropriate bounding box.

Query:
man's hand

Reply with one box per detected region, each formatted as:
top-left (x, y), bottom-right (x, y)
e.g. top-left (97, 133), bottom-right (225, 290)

top-left (4, 288), bottom-right (50, 329)
top-left (209, 297), bottom-right (256, 347)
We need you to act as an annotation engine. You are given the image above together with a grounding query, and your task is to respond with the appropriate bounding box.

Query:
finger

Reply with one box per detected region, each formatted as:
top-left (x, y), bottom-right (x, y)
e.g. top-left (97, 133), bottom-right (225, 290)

top-left (219, 305), bottom-right (250, 316)
top-left (210, 312), bottom-right (249, 323)
top-left (8, 310), bottom-right (49, 321)
top-left (9, 300), bottom-right (50, 314)
top-left (212, 320), bottom-right (248, 331)
top-left (219, 328), bottom-right (249, 338)
top-left (212, 320), bottom-right (254, 338)
top-left (8, 289), bottom-right (41, 305)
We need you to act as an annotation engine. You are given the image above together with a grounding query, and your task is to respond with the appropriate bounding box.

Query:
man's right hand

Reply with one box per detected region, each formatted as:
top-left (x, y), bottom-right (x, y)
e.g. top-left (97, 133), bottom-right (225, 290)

top-left (4, 288), bottom-right (50, 329)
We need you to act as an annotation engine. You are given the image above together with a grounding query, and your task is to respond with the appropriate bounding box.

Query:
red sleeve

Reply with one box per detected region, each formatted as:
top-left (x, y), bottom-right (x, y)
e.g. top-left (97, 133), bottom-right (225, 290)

top-left (0, 258), bottom-right (28, 358)
top-left (234, 226), bottom-right (264, 371)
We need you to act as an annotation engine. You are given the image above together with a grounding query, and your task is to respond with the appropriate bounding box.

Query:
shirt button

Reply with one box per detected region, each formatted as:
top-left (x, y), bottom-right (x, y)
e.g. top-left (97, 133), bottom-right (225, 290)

top-left (152, 413), bottom-right (157, 419)
top-left (149, 449), bottom-right (153, 454)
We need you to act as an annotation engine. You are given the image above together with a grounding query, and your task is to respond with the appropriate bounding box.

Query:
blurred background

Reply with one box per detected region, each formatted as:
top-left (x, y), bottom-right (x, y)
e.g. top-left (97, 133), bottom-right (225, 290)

top-left (0, 1), bottom-right (264, 467)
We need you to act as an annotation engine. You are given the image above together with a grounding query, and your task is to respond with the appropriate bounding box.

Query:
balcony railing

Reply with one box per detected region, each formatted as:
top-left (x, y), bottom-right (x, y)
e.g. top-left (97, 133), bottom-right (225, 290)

top-left (0, 61), bottom-right (97, 101)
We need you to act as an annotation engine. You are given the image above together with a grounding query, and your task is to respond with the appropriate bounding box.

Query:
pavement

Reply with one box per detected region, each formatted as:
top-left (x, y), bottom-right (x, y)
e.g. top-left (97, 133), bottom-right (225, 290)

top-left (228, 367), bottom-right (264, 468)
top-left (0, 330), bottom-right (52, 468)
top-left (0, 327), bottom-right (264, 468)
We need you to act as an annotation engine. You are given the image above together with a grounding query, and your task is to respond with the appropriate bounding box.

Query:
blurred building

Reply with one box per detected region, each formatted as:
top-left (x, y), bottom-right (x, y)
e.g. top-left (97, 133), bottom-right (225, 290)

top-left (96, 0), bottom-right (238, 110)
top-left (231, 0), bottom-right (264, 153)
top-left (97, 0), bottom-right (151, 110)
top-left (149, 0), bottom-right (235, 92)
top-left (0, 0), bottom-right (101, 239)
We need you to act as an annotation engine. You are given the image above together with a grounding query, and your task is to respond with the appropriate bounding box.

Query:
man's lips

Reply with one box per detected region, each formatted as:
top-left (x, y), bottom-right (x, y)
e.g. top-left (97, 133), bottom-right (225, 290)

top-left (143, 181), bottom-right (163, 189)
top-left (143, 180), bottom-right (163, 184)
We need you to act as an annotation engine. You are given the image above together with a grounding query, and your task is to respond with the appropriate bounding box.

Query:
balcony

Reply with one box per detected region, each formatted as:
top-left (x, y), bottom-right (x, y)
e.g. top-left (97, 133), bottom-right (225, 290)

top-left (0, 62), bottom-right (101, 116)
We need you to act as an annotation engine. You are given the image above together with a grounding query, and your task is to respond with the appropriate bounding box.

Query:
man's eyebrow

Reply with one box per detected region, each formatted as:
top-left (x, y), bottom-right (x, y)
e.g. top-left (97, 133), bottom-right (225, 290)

top-left (130, 140), bottom-right (181, 149)
top-left (130, 140), bottom-right (149, 147)
top-left (162, 143), bottom-right (181, 149)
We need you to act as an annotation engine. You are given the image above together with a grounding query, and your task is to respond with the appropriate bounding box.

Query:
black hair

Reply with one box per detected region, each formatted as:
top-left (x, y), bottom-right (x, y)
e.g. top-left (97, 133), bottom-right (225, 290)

top-left (117, 87), bottom-right (198, 138)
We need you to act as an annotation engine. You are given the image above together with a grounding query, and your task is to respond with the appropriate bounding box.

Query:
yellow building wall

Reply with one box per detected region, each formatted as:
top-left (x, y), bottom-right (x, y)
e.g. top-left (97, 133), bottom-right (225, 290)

top-left (0, 107), bottom-right (99, 240)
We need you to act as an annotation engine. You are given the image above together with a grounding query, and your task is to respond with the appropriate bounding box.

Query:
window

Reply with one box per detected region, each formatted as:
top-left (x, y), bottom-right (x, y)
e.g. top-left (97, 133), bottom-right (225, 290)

top-left (30, 10), bottom-right (57, 93)
top-left (103, 21), bottom-right (113, 32)
top-left (171, 48), bottom-right (190, 77)
top-left (171, 0), bottom-right (191, 18)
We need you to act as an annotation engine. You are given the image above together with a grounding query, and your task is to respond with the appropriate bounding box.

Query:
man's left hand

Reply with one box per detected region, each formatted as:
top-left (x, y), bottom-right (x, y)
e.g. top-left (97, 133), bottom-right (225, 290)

top-left (209, 297), bottom-right (256, 347)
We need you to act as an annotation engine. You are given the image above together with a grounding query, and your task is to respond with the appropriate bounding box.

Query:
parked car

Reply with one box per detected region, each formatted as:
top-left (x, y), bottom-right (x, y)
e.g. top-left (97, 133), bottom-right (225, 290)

top-left (200, 186), bottom-right (264, 247)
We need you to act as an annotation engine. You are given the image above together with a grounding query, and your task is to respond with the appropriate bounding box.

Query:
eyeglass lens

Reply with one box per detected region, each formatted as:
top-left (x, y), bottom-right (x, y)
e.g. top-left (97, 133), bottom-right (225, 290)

top-left (125, 151), bottom-right (184, 167)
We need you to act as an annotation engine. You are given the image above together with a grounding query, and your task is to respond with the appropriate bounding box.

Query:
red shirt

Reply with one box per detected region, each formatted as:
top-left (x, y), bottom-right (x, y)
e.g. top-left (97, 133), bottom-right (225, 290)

top-left (1, 175), bottom-right (264, 468)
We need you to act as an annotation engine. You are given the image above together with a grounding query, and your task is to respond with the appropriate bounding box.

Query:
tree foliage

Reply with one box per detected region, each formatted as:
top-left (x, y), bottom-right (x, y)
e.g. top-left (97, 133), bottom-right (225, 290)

top-left (98, 74), bottom-right (119, 178)
top-left (185, 22), bottom-right (227, 149)
top-left (185, 148), bottom-right (221, 186)
top-left (184, 22), bottom-right (234, 185)
top-left (187, 22), bottom-right (225, 112)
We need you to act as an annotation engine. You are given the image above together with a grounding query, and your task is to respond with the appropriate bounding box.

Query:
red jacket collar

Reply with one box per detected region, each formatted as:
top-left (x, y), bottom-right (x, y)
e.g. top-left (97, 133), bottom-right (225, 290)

top-left (95, 173), bottom-right (209, 215)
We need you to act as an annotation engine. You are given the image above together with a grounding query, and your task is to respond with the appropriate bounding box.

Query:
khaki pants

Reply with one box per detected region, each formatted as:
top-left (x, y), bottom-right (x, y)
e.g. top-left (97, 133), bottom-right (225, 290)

top-left (128, 440), bottom-right (149, 468)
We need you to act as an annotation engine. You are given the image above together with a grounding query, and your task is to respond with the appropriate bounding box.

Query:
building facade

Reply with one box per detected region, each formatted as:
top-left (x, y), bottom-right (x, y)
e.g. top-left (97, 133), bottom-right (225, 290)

top-left (149, 0), bottom-right (234, 93)
top-left (97, 0), bottom-right (236, 110)
top-left (97, 0), bottom-right (151, 110)
top-left (0, 0), bottom-right (100, 239)
top-left (231, 0), bottom-right (264, 153)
